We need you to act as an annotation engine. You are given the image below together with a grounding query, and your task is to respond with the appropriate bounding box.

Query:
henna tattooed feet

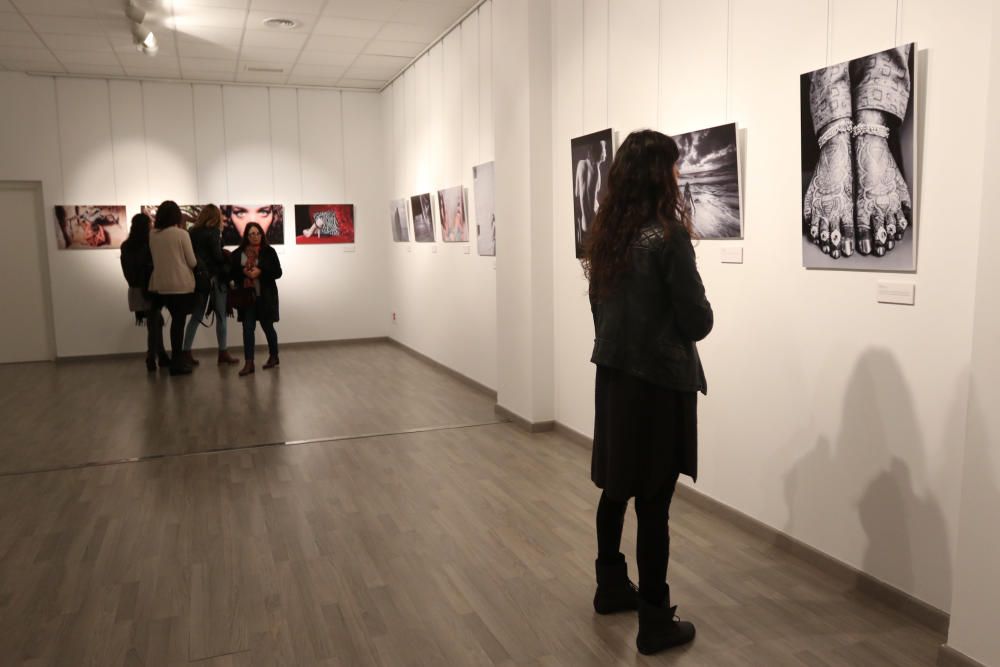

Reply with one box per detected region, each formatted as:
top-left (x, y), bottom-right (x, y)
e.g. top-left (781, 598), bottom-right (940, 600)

top-left (804, 131), bottom-right (854, 259)
top-left (853, 132), bottom-right (912, 258)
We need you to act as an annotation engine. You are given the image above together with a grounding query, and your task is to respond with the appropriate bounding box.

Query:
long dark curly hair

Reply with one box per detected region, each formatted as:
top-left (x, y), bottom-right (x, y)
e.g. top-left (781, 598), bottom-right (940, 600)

top-left (582, 129), bottom-right (693, 298)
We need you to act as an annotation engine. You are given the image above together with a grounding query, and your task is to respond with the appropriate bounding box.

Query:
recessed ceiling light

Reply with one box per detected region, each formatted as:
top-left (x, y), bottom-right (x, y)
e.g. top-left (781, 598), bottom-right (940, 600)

top-left (263, 17), bottom-right (297, 29)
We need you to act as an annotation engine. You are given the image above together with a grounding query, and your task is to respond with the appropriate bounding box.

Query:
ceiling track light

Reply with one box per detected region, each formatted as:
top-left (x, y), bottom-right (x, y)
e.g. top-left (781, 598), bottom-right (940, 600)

top-left (126, 1), bottom-right (157, 56)
top-left (125, 1), bottom-right (146, 24)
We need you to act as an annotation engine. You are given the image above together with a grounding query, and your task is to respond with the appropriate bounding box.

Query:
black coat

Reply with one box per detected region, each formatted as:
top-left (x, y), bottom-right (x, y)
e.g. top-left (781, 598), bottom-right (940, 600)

top-left (590, 222), bottom-right (713, 394)
top-left (230, 245), bottom-right (282, 322)
top-left (120, 239), bottom-right (153, 289)
top-left (189, 226), bottom-right (228, 281)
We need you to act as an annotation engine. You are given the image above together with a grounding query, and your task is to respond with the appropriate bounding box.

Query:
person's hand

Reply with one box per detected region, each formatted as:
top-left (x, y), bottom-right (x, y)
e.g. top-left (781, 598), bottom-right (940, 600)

top-left (804, 130), bottom-right (854, 258)
top-left (250, 268), bottom-right (262, 279)
top-left (854, 131), bottom-right (912, 257)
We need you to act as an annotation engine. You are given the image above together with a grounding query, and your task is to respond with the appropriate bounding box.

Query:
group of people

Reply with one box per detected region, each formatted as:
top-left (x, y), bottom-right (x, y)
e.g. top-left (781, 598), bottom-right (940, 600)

top-left (119, 201), bottom-right (283, 377)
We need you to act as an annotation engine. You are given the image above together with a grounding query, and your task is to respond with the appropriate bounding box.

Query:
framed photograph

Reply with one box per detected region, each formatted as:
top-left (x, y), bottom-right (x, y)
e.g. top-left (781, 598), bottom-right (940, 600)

top-left (220, 204), bottom-right (285, 246)
top-left (141, 204), bottom-right (205, 230)
top-left (390, 198), bottom-right (409, 242)
top-left (294, 204), bottom-right (355, 244)
top-left (437, 185), bottom-right (468, 243)
top-left (571, 128), bottom-right (612, 258)
top-left (674, 122), bottom-right (742, 239)
top-left (410, 193), bottom-right (434, 243)
top-left (801, 43), bottom-right (916, 270)
top-left (473, 162), bottom-right (495, 256)
top-left (54, 205), bottom-right (127, 249)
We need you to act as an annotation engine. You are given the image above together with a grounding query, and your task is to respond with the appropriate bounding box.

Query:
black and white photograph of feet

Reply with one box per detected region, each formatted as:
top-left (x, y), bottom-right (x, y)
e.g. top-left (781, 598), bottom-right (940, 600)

top-left (801, 43), bottom-right (916, 270)
top-left (674, 122), bottom-right (742, 239)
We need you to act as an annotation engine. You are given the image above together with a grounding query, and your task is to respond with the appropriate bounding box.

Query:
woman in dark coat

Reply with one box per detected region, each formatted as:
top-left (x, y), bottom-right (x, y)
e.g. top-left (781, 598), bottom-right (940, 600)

top-left (229, 222), bottom-right (282, 376)
top-left (182, 204), bottom-right (238, 366)
top-left (120, 212), bottom-right (168, 371)
top-left (581, 130), bottom-right (713, 656)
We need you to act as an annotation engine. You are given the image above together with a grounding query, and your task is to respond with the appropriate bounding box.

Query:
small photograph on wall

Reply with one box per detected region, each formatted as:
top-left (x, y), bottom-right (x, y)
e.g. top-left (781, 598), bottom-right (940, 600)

top-left (390, 199), bottom-right (409, 242)
top-left (55, 205), bottom-right (127, 249)
top-left (801, 43), bottom-right (916, 270)
top-left (141, 205), bottom-right (205, 230)
top-left (437, 185), bottom-right (468, 243)
top-left (294, 204), bottom-right (355, 244)
top-left (473, 161), bottom-right (495, 256)
top-left (674, 123), bottom-right (742, 239)
top-left (220, 204), bottom-right (285, 246)
top-left (410, 193), bottom-right (434, 243)
top-left (571, 128), bottom-right (612, 258)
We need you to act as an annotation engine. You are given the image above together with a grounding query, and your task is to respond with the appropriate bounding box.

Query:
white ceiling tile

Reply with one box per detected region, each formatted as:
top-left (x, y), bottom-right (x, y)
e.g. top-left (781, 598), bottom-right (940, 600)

top-left (39, 33), bottom-right (113, 52)
top-left (0, 45), bottom-right (52, 61)
top-left (52, 50), bottom-right (121, 66)
top-left (172, 7), bottom-right (247, 29)
top-left (123, 66), bottom-right (183, 79)
top-left (351, 53), bottom-right (410, 69)
top-left (392, 2), bottom-right (462, 28)
top-left (179, 56), bottom-right (236, 73)
top-left (175, 25), bottom-right (243, 46)
top-left (64, 62), bottom-right (125, 75)
top-left (312, 16), bottom-right (380, 38)
top-left (183, 69), bottom-right (237, 81)
top-left (13, 0), bottom-right (97, 17)
top-left (0, 54), bottom-right (62, 69)
top-left (336, 77), bottom-right (384, 89)
top-left (304, 33), bottom-right (366, 54)
top-left (290, 63), bottom-right (346, 78)
top-left (297, 49), bottom-right (355, 66)
top-left (364, 39), bottom-right (422, 58)
top-left (116, 52), bottom-right (178, 68)
top-left (238, 45), bottom-right (299, 62)
top-left (0, 13), bottom-right (30, 30)
top-left (172, 0), bottom-right (249, 8)
top-left (245, 10), bottom-right (316, 32)
top-left (177, 40), bottom-right (239, 59)
top-left (24, 15), bottom-right (108, 34)
top-left (235, 67), bottom-right (287, 83)
top-left (322, 0), bottom-right (403, 22)
top-left (286, 76), bottom-right (340, 87)
top-left (241, 29), bottom-right (307, 49)
top-left (250, 0), bottom-right (324, 13)
top-left (0, 30), bottom-right (44, 48)
top-left (344, 63), bottom-right (403, 80)
top-left (0, 0), bottom-right (15, 11)
top-left (376, 21), bottom-right (438, 43)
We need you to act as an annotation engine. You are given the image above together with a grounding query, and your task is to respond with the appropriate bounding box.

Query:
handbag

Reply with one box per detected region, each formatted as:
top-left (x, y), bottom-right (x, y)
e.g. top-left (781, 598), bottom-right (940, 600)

top-left (228, 285), bottom-right (255, 310)
top-left (127, 286), bottom-right (150, 313)
top-left (194, 265), bottom-right (212, 294)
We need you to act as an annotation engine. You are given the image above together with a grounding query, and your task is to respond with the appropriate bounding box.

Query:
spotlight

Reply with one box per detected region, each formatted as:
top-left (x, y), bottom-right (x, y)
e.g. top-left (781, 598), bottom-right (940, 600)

top-left (130, 21), bottom-right (158, 55)
top-left (125, 1), bottom-right (146, 24)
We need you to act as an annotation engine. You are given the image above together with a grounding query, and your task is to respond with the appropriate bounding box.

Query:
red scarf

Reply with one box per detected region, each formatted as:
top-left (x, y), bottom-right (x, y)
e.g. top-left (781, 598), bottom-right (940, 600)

top-left (243, 246), bottom-right (260, 288)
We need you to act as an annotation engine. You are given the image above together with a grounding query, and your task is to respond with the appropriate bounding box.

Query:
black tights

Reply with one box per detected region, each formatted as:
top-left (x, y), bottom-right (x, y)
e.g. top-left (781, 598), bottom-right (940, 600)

top-left (596, 474), bottom-right (679, 605)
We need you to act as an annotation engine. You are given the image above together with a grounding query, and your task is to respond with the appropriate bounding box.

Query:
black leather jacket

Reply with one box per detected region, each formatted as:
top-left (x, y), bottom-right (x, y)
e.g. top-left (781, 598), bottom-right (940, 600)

top-left (189, 226), bottom-right (228, 281)
top-left (590, 222), bottom-right (713, 394)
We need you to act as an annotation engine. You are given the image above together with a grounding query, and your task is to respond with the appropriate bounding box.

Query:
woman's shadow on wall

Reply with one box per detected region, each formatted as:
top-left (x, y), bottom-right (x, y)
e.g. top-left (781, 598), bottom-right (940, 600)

top-left (782, 348), bottom-right (955, 618)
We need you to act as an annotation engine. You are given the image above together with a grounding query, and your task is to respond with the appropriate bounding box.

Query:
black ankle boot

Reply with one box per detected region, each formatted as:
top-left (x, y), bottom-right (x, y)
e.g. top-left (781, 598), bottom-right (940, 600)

top-left (593, 553), bottom-right (639, 614)
top-left (636, 596), bottom-right (695, 655)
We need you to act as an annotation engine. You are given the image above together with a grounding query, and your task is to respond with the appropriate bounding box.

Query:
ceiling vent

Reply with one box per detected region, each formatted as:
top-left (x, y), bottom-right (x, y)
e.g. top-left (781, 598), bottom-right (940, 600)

top-left (245, 65), bottom-right (285, 73)
top-left (263, 17), bottom-right (297, 29)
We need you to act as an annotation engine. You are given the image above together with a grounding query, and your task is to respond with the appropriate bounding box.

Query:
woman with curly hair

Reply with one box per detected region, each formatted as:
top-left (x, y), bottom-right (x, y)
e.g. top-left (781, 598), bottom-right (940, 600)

top-left (582, 129), bottom-right (713, 655)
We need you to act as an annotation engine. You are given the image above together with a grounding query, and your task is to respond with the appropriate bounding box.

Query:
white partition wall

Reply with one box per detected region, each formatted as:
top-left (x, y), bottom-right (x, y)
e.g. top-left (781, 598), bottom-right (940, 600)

top-left (381, 1), bottom-right (498, 391)
top-left (551, 0), bottom-right (995, 614)
top-left (0, 72), bottom-right (388, 358)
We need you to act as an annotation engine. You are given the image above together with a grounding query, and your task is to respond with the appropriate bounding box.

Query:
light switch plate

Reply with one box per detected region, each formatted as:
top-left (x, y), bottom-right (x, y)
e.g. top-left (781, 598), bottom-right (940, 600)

top-left (720, 247), bottom-right (743, 264)
top-left (877, 281), bottom-right (915, 305)
top-left (343, 246), bottom-right (355, 253)
top-left (463, 246), bottom-right (470, 254)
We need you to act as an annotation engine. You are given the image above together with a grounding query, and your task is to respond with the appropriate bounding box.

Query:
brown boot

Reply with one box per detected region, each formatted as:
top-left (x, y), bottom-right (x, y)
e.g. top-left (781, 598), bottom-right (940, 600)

top-left (263, 355), bottom-right (279, 370)
top-left (218, 350), bottom-right (239, 365)
top-left (238, 360), bottom-right (255, 376)
top-left (183, 350), bottom-right (200, 366)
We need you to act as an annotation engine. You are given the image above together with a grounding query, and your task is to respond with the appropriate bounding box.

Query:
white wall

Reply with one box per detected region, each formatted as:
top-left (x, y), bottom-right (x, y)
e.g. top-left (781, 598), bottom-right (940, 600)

top-left (381, 2), bottom-right (498, 391)
top-left (945, 5), bottom-right (1000, 663)
top-left (552, 0), bottom-right (994, 613)
top-left (0, 72), bottom-right (388, 358)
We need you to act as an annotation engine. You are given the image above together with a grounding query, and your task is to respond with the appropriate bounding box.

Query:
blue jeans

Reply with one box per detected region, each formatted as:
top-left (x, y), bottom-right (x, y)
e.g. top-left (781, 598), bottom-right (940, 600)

top-left (242, 303), bottom-right (278, 361)
top-left (183, 280), bottom-right (228, 351)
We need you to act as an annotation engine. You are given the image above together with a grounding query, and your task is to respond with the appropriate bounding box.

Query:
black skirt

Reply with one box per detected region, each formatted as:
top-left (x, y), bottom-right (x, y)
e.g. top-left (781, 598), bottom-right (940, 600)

top-left (591, 364), bottom-right (698, 501)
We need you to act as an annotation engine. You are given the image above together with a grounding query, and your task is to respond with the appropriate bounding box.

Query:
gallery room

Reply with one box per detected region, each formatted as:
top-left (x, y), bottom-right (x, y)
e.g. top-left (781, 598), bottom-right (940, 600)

top-left (0, 0), bottom-right (997, 664)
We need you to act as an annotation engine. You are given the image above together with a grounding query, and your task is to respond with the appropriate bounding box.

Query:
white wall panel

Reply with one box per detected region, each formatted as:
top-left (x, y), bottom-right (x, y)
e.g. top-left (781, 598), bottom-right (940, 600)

top-left (192, 84), bottom-right (228, 203)
top-left (108, 80), bottom-right (148, 206)
top-left (441, 31), bottom-right (463, 187)
top-left (56, 78), bottom-right (116, 203)
top-left (268, 87), bottom-right (301, 205)
top-left (478, 1), bottom-right (494, 160)
top-left (607, 0), bottom-right (659, 133)
top-left (581, 0), bottom-right (609, 133)
top-left (297, 88), bottom-right (344, 202)
top-left (142, 82), bottom-right (198, 205)
top-left (222, 85), bottom-right (274, 203)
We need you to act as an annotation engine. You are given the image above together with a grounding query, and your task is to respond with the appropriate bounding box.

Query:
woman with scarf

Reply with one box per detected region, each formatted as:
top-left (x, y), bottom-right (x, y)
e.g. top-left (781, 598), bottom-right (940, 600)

top-left (229, 222), bottom-right (282, 376)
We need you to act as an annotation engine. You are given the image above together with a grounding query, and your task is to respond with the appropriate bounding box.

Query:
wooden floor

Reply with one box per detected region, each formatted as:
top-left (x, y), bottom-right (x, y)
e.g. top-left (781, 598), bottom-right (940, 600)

top-left (0, 342), bottom-right (944, 665)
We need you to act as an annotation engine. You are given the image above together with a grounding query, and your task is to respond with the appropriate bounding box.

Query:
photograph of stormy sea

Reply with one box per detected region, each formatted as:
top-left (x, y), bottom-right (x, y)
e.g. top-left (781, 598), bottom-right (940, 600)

top-left (674, 122), bottom-right (742, 239)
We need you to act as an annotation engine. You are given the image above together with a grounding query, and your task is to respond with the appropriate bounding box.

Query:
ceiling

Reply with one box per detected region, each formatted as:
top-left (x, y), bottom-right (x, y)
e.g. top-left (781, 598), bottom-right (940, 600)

top-left (0, 0), bottom-right (481, 89)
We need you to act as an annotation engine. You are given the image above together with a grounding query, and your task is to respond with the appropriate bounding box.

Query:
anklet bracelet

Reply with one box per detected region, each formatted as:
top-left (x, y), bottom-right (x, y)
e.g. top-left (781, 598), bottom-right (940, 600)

top-left (851, 123), bottom-right (890, 139)
top-left (818, 119), bottom-right (853, 148)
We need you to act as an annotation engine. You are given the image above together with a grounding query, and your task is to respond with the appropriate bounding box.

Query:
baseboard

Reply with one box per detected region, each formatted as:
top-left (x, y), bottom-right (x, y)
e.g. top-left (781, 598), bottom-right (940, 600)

top-left (938, 644), bottom-right (988, 667)
top-left (54, 336), bottom-right (392, 363)
top-left (673, 482), bottom-right (949, 634)
top-left (554, 421), bottom-right (591, 448)
top-left (387, 338), bottom-right (497, 399)
top-left (494, 404), bottom-right (555, 433)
